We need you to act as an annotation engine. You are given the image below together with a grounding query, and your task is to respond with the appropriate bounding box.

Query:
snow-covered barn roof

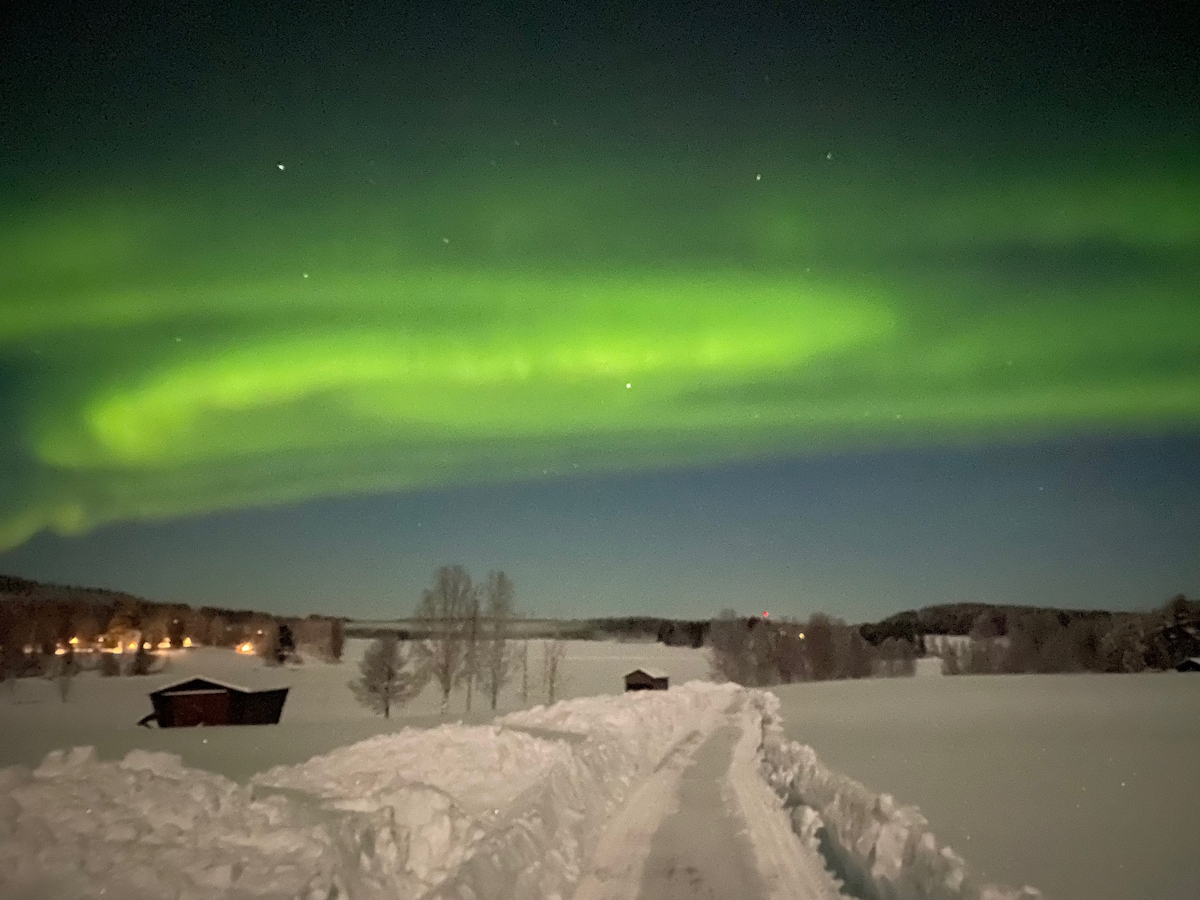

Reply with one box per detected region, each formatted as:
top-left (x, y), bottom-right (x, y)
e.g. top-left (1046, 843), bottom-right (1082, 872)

top-left (153, 676), bottom-right (254, 695)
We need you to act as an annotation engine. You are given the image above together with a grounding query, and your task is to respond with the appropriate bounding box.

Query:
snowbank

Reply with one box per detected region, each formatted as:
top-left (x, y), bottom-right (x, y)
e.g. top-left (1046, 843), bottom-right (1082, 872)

top-left (0, 681), bottom-right (736, 900)
top-left (0, 746), bottom-right (374, 900)
top-left (426, 682), bottom-right (737, 899)
top-left (750, 690), bottom-right (1044, 900)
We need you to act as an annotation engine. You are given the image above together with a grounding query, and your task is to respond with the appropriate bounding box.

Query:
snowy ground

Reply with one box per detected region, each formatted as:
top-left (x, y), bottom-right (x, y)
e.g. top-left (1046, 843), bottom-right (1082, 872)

top-left (772, 672), bottom-right (1200, 900)
top-left (2, 642), bottom-right (842, 900)
top-left (0, 667), bottom-right (1034, 900)
top-left (0, 638), bottom-right (710, 780)
top-left (2, 641), bottom-right (1196, 899)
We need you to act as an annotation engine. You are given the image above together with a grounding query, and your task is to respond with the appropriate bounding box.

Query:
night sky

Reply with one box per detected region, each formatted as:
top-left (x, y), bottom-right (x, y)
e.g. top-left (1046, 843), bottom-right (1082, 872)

top-left (2, 1), bottom-right (1197, 620)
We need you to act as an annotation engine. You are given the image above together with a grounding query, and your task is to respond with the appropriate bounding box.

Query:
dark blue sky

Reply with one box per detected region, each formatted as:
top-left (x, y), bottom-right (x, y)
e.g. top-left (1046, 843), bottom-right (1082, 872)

top-left (2, 1), bottom-right (1197, 621)
top-left (2, 432), bottom-right (1195, 621)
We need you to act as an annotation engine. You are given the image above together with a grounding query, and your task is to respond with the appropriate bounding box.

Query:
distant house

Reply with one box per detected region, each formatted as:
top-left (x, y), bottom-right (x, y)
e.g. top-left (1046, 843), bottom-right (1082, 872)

top-left (139, 677), bottom-right (289, 727)
top-left (1177, 658), bottom-right (1200, 673)
top-left (624, 668), bottom-right (669, 691)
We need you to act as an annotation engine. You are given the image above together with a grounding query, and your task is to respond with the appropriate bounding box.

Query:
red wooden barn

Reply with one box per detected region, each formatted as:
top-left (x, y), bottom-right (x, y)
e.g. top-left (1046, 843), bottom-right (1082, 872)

top-left (140, 677), bottom-right (289, 727)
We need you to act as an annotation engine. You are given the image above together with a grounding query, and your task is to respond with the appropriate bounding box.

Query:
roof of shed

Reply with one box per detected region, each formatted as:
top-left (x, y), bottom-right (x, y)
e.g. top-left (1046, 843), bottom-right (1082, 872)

top-left (625, 668), bottom-right (669, 680)
top-left (152, 676), bottom-right (253, 695)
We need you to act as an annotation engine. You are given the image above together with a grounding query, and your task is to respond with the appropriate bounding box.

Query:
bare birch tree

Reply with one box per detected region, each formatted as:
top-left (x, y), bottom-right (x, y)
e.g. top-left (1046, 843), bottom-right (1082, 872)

top-left (542, 639), bottom-right (567, 704)
top-left (461, 588), bottom-right (480, 713)
top-left (519, 640), bottom-right (530, 704)
top-left (803, 613), bottom-right (839, 681)
top-left (350, 634), bottom-right (426, 719)
top-left (772, 620), bottom-right (809, 683)
top-left (480, 571), bottom-right (515, 710)
top-left (709, 610), bottom-right (754, 684)
top-left (414, 565), bottom-right (475, 713)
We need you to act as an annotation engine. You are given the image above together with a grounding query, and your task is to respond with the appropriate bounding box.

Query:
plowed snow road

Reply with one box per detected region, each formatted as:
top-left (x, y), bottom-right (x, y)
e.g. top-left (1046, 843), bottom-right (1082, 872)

top-left (574, 697), bottom-right (844, 900)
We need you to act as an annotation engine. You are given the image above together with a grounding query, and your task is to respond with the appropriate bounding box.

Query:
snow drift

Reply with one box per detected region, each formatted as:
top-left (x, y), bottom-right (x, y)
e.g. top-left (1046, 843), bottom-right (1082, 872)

top-left (0, 681), bottom-right (1047, 900)
top-left (750, 690), bottom-right (1045, 900)
top-left (0, 681), bottom-right (736, 900)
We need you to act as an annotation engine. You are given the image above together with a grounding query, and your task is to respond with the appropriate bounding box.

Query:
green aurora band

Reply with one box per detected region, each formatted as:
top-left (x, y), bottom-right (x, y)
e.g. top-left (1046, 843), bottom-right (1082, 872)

top-left (2, 150), bottom-right (1198, 548)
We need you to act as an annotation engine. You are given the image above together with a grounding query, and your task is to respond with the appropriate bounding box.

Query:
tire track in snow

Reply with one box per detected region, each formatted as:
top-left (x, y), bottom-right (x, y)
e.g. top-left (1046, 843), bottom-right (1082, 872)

top-left (574, 695), bottom-right (845, 900)
top-left (634, 720), bottom-right (773, 900)
top-left (572, 702), bottom-right (729, 900)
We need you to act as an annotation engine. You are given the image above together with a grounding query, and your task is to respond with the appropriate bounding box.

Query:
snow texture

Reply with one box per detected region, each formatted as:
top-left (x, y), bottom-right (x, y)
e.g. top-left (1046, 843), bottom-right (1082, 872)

top-left (751, 690), bottom-right (1044, 900)
top-left (0, 665), bottom-right (1057, 900)
top-left (0, 682), bottom-right (738, 900)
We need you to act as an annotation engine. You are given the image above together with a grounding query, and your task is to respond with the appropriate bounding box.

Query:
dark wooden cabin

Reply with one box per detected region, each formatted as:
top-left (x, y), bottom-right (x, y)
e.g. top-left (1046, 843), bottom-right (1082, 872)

top-left (624, 668), bottom-right (669, 691)
top-left (1177, 657), bottom-right (1200, 673)
top-left (140, 677), bottom-right (289, 727)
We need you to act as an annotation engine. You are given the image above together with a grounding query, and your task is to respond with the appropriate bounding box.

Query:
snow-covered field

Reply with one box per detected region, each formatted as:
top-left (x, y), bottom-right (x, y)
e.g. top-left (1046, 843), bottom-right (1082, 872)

top-left (2, 640), bottom-right (1197, 899)
top-left (0, 638), bottom-right (710, 781)
top-left (772, 672), bottom-right (1200, 900)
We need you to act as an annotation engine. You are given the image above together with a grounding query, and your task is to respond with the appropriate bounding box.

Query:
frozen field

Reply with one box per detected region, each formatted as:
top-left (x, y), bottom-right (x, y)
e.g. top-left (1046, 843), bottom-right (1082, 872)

top-left (3, 640), bottom-right (1198, 899)
top-left (773, 672), bottom-right (1200, 900)
top-left (0, 638), bottom-right (711, 780)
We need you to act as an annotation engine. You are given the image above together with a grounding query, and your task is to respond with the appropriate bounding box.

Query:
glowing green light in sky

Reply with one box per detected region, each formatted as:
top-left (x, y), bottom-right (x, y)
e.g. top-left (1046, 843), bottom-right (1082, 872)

top-left (1, 151), bottom-right (1197, 548)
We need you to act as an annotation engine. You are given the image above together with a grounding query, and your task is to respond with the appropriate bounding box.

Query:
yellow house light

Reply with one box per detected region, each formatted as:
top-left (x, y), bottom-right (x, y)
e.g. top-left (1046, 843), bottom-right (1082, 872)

top-left (182, 637), bottom-right (193, 648)
top-left (157, 639), bottom-right (172, 649)
top-left (68, 636), bottom-right (79, 645)
top-left (237, 641), bottom-right (255, 654)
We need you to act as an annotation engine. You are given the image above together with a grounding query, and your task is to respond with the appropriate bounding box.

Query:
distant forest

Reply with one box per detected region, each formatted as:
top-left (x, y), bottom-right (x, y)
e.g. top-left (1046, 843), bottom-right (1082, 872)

top-left (0, 574), bottom-right (343, 680)
top-left (2, 572), bottom-right (1196, 684)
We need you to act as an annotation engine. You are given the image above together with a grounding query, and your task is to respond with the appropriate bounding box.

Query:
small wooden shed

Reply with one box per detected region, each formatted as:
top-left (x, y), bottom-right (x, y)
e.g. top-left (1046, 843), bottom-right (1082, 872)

top-left (140, 677), bottom-right (289, 727)
top-left (624, 668), bottom-right (669, 691)
top-left (1176, 657), bottom-right (1200, 673)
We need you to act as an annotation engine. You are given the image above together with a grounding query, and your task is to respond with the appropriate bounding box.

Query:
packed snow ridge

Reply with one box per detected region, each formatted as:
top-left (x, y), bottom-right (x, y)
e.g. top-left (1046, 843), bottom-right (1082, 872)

top-left (752, 691), bottom-right (1044, 900)
top-left (0, 682), bottom-right (1044, 900)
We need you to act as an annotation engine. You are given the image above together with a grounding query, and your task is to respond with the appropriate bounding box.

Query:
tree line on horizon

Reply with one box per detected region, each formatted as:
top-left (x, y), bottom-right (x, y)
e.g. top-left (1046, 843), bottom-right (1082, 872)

top-left (707, 610), bottom-right (920, 686)
top-left (706, 594), bottom-right (1199, 685)
top-left (937, 594), bottom-right (1200, 675)
top-left (0, 576), bottom-right (345, 694)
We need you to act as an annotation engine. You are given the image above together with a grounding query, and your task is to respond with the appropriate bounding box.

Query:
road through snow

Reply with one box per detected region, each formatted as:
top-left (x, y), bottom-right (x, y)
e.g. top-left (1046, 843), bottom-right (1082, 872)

top-left (575, 698), bottom-right (844, 900)
top-left (635, 721), bottom-right (771, 900)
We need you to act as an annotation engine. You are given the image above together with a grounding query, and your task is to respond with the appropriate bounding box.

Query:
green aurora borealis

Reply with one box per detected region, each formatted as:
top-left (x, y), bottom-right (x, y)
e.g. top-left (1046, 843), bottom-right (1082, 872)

top-left (3, 140), bottom-right (1197, 551)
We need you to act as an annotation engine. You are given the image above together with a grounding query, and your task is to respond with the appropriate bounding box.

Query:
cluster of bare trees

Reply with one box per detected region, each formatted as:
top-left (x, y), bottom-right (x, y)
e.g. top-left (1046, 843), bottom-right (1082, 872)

top-left (708, 611), bottom-right (909, 687)
top-left (941, 598), bottom-right (1199, 675)
top-left (351, 565), bottom-right (563, 718)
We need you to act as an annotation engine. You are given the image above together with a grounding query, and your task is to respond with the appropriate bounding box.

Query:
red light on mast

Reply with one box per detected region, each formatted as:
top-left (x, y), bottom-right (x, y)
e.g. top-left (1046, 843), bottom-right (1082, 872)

top-left (762, 611), bottom-right (769, 618)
